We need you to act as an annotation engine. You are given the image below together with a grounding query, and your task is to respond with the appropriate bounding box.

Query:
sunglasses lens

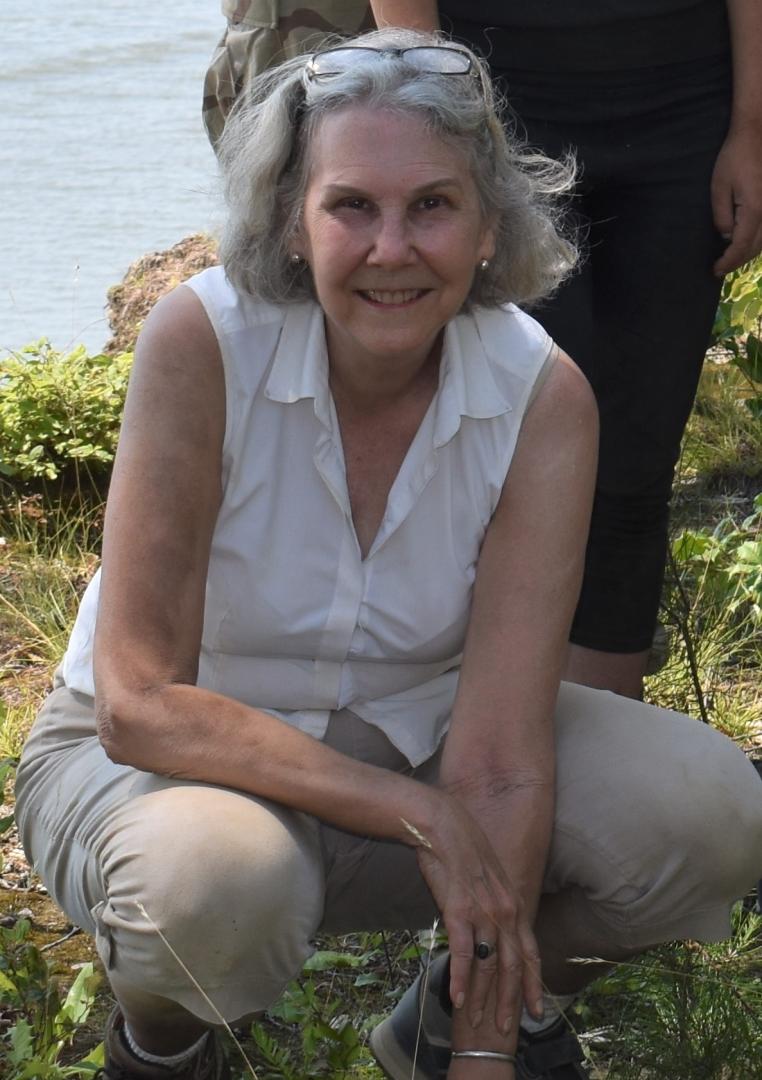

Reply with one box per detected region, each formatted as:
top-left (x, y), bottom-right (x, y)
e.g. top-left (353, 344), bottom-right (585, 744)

top-left (404, 47), bottom-right (471, 74)
top-left (308, 47), bottom-right (382, 77)
top-left (308, 46), bottom-right (472, 79)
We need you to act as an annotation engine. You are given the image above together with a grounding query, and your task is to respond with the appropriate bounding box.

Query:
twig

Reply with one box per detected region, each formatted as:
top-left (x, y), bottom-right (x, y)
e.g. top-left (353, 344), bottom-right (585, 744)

top-left (40, 925), bottom-right (81, 952)
top-left (379, 929), bottom-right (396, 987)
top-left (664, 547), bottom-right (710, 723)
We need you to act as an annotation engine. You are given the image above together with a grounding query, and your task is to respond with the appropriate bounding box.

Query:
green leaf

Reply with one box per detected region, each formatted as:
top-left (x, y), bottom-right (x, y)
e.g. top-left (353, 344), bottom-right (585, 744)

top-left (303, 949), bottom-right (365, 971)
top-left (56, 963), bottom-right (99, 1033)
top-left (9, 1017), bottom-right (35, 1066)
top-left (0, 967), bottom-right (20, 996)
top-left (60, 1043), bottom-right (104, 1078)
top-left (733, 540), bottom-right (762, 566)
top-left (734, 334), bottom-right (762, 383)
top-left (672, 531), bottom-right (710, 562)
top-left (353, 971), bottom-right (381, 987)
top-left (11, 918), bottom-right (32, 942)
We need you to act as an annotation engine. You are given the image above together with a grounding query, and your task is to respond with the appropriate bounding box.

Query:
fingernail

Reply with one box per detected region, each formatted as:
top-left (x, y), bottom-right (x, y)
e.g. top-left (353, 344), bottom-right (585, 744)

top-left (454, 992), bottom-right (465, 1010)
top-left (471, 1010), bottom-right (483, 1028)
top-left (502, 1016), bottom-right (513, 1036)
top-left (535, 998), bottom-right (545, 1019)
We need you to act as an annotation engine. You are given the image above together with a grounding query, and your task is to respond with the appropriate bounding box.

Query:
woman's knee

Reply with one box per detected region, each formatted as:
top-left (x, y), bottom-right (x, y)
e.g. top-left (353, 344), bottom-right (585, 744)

top-left (95, 783), bottom-right (325, 1017)
top-left (551, 685), bottom-right (762, 935)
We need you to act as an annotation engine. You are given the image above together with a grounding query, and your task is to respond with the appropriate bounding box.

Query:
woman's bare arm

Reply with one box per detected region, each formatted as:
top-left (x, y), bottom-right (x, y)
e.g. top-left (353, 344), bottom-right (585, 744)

top-left (370, 1), bottom-right (439, 31)
top-left (431, 350), bottom-right (598, 1063)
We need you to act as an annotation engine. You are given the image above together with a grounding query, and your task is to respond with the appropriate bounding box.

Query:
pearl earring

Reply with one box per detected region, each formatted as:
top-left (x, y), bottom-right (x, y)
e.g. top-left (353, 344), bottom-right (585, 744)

top-left (479, 258), bottom-right (490, 271)
top-left (290, 253), bottom-right (304, 266)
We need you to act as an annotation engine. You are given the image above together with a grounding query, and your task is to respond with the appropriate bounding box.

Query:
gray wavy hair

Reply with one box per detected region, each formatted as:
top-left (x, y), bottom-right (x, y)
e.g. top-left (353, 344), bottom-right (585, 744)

top-left (218, 27), bottom-right (577, 308)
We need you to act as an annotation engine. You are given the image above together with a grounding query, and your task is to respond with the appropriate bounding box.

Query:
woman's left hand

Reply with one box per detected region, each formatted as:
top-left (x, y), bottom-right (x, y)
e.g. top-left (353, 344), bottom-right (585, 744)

top-left (712, 124), bottom-right (762, 275)
top-left (414, 788), bottom-right (543, 1034)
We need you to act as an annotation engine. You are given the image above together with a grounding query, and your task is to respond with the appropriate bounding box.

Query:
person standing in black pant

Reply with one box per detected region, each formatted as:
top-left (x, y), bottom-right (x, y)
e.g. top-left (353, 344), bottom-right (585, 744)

top-left (372, 0), bottom-right (762, 700)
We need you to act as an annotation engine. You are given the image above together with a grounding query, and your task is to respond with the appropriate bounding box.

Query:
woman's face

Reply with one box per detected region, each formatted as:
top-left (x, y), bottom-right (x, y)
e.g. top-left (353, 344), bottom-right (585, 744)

top-left (295, 106), bottom-right (495, 374)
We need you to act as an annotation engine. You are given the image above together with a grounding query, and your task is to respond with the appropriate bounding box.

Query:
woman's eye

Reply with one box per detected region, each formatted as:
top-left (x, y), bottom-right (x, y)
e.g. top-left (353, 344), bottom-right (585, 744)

top-left (418, 195), bottom-right (446, 210)
top-left (338, 197), bottom-right (370, 211)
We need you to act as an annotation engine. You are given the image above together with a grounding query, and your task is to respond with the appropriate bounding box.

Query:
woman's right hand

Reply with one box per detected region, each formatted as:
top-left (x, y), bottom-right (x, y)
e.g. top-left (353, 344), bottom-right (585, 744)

top-left (413, 789), bottom-right (543, 1037)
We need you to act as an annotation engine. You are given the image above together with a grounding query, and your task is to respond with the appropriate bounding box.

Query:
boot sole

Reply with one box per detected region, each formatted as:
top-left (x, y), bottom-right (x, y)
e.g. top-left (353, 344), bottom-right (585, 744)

top-left (369, 1015), bottom-right (438, 1080)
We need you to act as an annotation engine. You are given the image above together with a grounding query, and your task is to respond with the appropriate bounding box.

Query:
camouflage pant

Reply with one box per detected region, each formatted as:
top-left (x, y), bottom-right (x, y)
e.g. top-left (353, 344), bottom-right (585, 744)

top-left (203, 1), bottom-right (373, 148)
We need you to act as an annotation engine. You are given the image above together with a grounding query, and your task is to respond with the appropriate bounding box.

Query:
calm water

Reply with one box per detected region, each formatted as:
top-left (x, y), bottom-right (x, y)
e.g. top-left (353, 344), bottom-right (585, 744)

top-left (1, 2), bottom-right (223, 355)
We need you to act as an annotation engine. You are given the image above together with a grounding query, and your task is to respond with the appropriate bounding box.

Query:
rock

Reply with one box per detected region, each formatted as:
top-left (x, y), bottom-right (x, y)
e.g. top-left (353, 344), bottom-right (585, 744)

top-left (104, 233), bottom-right (219, 354)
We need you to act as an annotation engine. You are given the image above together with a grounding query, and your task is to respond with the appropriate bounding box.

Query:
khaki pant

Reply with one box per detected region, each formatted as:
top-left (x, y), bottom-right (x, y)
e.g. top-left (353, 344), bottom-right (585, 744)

top-left (15, 678), bottom-right (762, 1024)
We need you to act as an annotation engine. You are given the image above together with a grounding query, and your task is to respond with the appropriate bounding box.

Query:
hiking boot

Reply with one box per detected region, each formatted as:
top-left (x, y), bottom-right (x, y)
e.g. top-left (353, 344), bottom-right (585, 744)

top-left (101, 1007), bottom-right (230, 1080)
top-left (516, 1019), bottom-right (588, 1079)
top-left (370, 953), bottom-right (589, 1079)
top-left (370, 953), bottom-right (451, 1079)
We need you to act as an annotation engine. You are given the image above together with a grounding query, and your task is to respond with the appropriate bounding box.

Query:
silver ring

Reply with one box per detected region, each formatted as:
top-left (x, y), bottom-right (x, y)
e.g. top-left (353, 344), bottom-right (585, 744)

top-left (474, 940), bottom-right (495, 960)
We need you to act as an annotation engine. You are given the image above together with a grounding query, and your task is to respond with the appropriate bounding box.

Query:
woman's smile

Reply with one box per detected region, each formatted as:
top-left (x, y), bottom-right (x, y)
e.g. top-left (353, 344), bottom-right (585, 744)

top-left (358, 287), bottom-right (430, 307)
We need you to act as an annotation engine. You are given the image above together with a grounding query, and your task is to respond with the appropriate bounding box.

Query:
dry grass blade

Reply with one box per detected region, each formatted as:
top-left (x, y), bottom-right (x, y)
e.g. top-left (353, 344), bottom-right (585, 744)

top-left (0, 591), bottom-right (60, 654)
top-left (400, 818), bottom-right (432, 850)
top-left (135, 902), bottom-right (260, 1079)
top-left (410, 917), bottom-right (440, 1080)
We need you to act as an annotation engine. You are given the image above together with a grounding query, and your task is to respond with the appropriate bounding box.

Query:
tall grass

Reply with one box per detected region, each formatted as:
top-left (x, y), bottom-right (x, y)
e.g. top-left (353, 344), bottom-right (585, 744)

top-left (580, 909), bottom-right (762, 1079)
top-left (0, 491), bottom-right (102, 758)
top-left (0, 494), bottom-right (101, 660)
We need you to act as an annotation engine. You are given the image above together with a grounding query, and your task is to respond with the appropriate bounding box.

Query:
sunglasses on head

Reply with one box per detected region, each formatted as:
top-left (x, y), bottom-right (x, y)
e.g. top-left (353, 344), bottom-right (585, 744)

top-left (305, 45), bottom-right (476, 80)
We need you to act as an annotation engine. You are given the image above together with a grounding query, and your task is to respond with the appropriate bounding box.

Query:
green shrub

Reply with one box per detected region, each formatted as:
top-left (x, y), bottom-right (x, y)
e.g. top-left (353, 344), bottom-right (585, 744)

top-left (671, 492), bottom-right (762, 627)
top-left (713, 258), bottom-right (762, 418)
top-left (0, 918), bottom-right (102, 1078)
top-left (580, 907), bottom-right (762, 1079)
top-left (0, 342), bottom-right (132, 484)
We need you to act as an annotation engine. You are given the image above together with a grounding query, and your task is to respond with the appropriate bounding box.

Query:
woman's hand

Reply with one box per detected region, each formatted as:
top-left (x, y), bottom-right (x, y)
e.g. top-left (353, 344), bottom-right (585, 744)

top-left (712, 123), bottom-right (762, 276)
top-left (413, 790), bottom-right (543, 1036)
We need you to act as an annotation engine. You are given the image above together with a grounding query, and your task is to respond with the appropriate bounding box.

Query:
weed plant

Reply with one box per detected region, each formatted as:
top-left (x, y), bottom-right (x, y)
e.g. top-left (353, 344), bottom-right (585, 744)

top-left (681, 359), bottom-right (762, 491)
top-left (0, 918), bottom-right (102, 1078)
top-left (0, 493), bottom-right (102, 676)
top-left (645, 494), bottom-right (762, 743)
top-left (579, 908), bottom-right (762, 1079)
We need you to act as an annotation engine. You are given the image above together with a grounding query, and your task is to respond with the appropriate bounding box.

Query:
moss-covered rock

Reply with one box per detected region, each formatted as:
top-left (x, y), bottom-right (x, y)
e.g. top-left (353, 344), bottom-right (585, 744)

top-left (104, 234), bottom-right (219, 354)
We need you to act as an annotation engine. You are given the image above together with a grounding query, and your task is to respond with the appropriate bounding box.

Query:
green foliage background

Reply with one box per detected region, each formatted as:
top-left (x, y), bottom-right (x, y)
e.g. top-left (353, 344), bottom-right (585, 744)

top-left (0, 343), bottom-right (132, 485)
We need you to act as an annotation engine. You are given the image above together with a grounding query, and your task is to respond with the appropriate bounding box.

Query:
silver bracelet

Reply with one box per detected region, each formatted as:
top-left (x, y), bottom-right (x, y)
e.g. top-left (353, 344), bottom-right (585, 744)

top-left (451, 1050), bottom-right (517, 1064)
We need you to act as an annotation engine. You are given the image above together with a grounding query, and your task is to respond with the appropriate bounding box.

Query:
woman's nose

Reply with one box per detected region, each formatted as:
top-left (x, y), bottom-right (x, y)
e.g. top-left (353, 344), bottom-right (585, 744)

top-left (367, 213), bottom-right (416, 266)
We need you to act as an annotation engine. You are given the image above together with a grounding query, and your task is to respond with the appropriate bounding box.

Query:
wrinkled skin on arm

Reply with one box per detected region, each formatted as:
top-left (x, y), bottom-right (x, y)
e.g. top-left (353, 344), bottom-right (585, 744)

top-left (421, 351), bottom-right (598, 1074)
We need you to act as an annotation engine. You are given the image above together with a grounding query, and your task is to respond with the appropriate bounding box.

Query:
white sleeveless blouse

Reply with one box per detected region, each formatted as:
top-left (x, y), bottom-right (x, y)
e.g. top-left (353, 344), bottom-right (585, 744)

top-left (62, 267), bottom-right (553, 765)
